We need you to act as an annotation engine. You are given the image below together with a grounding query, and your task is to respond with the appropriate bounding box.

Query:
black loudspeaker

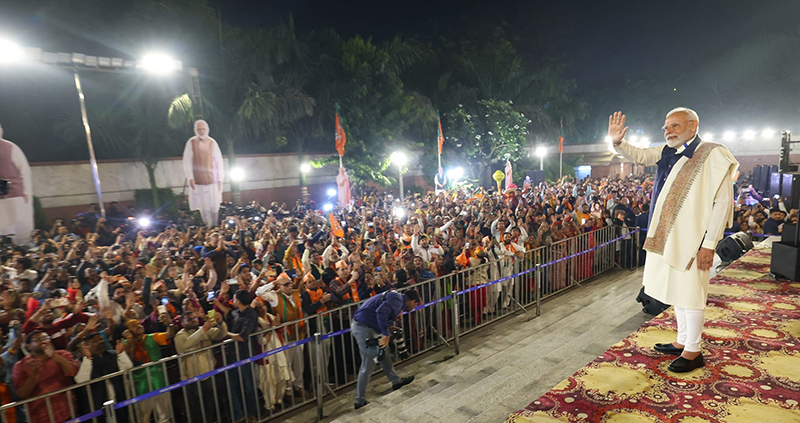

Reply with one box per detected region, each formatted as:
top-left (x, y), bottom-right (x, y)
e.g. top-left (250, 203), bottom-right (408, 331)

top-left (753, 165), bottom-right (762, 188)
top-left (758, 165), bottom-right (769, 194)
top-left (716, 232), bottom-right (754, 262)
top-left (771, 242), bottom-right (800, 281)
top-left (531, 170), bottom-right (545, 186)
top-left (781, 173), bottom-right (800, 209)
top-left (782, 224), bottom-right (798, 246)
top-left (770, 165), bottom-right (779, 176)
top-left (770, 172), bottom-right (782, 197)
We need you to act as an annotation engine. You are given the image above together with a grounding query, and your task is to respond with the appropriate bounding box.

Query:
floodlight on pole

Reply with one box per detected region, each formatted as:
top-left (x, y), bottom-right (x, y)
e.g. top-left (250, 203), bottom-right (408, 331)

top-left (390, 151), bottom-right (407, 199)
top-left (743, 129), bottom-right (755, 140)
top-left (300, 163), bottom-right (311, 173)
top-left (0, 38), bottom-right (24, 64)
top-left (762, 129), bottom-right (775, 138)
top-left (723, 131), bottom-right (736, 141)
top-left (138, 53), bottom-right (181, 75)
top-left (535, 146), bottom-right (547, 171)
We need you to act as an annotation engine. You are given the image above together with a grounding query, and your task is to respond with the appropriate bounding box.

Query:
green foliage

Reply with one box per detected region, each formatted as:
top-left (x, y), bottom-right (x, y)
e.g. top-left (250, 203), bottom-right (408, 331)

top-left (33, 196), bottom-right (48, 230)
top-left (134, 188), bottom-right (182, 220)
top-left (445, 99), bottom-right (530, 183)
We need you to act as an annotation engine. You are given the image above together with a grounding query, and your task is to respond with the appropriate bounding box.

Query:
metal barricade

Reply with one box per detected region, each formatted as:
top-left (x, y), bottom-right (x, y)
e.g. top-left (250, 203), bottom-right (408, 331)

top-left (0, 225), bottom-right (641, 423)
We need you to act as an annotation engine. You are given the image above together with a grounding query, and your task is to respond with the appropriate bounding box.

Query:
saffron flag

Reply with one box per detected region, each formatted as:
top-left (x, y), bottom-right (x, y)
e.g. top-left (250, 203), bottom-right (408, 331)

top-left (505, 160), bottom-right (513, 190)
top-left (335, 106), bottom-right (346, 157)
top-left (558, 135), bottom-right (564, 153)
top-left (329, 213), bottom-right (345, 238)
top-left (437, 111), bottom-right (445, 155)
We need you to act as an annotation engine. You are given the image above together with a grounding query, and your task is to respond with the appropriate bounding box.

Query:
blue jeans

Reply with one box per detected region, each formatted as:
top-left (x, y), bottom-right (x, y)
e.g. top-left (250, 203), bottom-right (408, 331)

top-left (351, 321), bottom-right (401, 405)
top-left (229, 362), bottom-right (258, 420)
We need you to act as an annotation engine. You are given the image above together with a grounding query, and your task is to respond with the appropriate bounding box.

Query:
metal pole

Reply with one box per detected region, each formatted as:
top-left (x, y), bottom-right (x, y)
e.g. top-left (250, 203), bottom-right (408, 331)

top-left (539, 156), bottom-right (544, 171)
top-left (535, 265), bottom-right (541, 316)
top-left (314, 332), bottom-right (325, 421)
top-left (451, 290), bottom-right (460, 355)
top-left (73, 70), bottom-right (106, 218)
top-left (103, 400), bottom-right (116, 423)
top-left (398, 166), bottom-right (404, 199)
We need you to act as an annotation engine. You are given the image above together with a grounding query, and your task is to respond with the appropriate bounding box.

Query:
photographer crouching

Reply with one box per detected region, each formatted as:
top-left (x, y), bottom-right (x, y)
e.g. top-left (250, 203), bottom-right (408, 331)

top-left (351, 289), bottom-right (419, 409)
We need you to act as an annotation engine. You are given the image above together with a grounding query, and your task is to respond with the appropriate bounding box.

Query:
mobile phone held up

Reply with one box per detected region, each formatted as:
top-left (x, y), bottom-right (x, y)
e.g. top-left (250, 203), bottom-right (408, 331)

top-left (207, 290), bottom-right (216, 301)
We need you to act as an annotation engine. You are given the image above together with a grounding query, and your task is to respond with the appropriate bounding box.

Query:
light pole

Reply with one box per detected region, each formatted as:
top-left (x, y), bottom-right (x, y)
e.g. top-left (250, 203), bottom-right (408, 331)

top-left (535, 146), bottom-right (547, 171)
top-left (299, 163), bottom-right (311, 198)
top-left (2, 40), bottom-right (200, 217)
top-left (390, 151), bottom-right (407, 199)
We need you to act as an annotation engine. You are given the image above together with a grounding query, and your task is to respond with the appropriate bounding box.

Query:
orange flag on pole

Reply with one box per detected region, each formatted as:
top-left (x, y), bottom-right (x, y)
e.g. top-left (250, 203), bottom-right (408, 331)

top-left (437, 112), bottom-right (445, 155)
top-left (329, 213), bottom-right (345, 238)
top-left (335, 105), bottom-right (346, 157)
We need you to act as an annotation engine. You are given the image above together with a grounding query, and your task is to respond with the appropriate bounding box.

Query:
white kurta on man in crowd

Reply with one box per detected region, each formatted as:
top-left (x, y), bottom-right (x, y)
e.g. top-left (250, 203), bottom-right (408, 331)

top-left (182, 120), bottom-right (224, 228)
top-left (609, 108), bottom-right (738, 373)
top-left (0, 124), bottom-right (33, 245)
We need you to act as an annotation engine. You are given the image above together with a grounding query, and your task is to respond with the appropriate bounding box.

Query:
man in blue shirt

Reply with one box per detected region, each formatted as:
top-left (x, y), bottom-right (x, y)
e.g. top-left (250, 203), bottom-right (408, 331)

top-left (351, 289), bottom-right (420, 409)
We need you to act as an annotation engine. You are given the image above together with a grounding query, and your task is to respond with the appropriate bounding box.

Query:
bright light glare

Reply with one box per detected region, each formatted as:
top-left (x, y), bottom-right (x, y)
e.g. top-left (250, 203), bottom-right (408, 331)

top-left (762, 129), bottom-right (775, 138)
top-left (0, 38), bottom-right (24, 63)
top-left (535, 146), bottom-right (547, 158)
top-left (138, 53), bottom-right (180, 75)
top-left (629, 135), bottom-right (639, 142)
top-left (322, 203), bottom-right (333, 212)
top-left (327, 188), bottom-right (337, 197)
top-left (703, 132), bottom-right (714, 141)
top-left (604, 135), bottom-right (612, 143)
top-left (639, 137), bottom-right (650, 147)
top-left (393, 207), bottom-right (406, 218)
top-left (743, 129), bottom-right (756, 140)
top-left (139, 217), bottom-right (151, 228)
top-left (723, 131), bottom-right (736, 141)
top-left (390, 151), bottom-right (407, 166)
top-left (230, 167), bottom-right (245, 182)
top-left (446, 167), bottom-right (464, 181)
top-left (300, 163), bottom-right (311, 173)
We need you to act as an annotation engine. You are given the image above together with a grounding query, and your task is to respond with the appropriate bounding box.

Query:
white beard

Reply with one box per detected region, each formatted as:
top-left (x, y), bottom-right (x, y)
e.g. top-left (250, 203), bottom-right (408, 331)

top-left (666, 138), bottom-right (684, 148)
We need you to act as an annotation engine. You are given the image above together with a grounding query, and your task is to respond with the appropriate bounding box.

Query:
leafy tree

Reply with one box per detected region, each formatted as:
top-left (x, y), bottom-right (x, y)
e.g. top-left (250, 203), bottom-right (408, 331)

top-left (444, 99), bottom-right (530, 185)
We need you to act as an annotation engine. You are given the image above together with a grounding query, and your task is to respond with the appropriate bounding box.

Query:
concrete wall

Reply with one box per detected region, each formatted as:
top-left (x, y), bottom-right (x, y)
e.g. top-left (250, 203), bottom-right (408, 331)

top-left (31, 153), bottom-right (340, 221)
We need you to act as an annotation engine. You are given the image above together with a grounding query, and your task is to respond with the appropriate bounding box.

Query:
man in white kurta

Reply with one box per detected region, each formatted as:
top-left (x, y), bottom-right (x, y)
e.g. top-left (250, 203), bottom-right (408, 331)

top-left (609, 108), bottom-right (738, 373)
top-left (0, 125), bottom-right (34, 245)
top-left (182, 120), bottom-right (224, 228)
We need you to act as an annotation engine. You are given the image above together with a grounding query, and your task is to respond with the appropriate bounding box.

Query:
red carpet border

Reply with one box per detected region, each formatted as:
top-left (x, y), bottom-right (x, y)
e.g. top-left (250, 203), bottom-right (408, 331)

top-left (506, 244), bottom-right (800, 422)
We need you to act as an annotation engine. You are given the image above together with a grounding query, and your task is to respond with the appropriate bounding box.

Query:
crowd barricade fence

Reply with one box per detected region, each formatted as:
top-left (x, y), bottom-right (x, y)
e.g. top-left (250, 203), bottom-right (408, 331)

top-left (0, 226), bottom-right (642, 423)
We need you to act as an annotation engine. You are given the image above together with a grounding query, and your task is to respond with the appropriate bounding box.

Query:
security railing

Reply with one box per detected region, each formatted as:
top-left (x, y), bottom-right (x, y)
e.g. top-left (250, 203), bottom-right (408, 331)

top-left (0, 225), bottom-right (642, 423)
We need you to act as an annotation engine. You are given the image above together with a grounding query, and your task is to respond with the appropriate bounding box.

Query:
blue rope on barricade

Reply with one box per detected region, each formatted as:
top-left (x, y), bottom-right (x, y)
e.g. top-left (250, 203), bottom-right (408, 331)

top-left (723, 231), bottom-right (771, 238)
top-left (114, 336), bottom-right (313, 410)
top-left (111, 228), bottom-right (637, 411)
top-left (457, 229), bottom-right (637, 295)
top-left (64, 409), bottom-right (104, 423)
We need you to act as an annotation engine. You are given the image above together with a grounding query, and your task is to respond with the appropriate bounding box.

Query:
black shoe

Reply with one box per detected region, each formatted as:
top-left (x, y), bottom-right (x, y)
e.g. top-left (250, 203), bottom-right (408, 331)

top-left (392, 376), bottom-right (415, 391)
top-left (668, 354), bottom-right (704, 373)
top-left (355, 400), bottom-right (370, 410)
top-left (654, 343), bottom-right (684, 355)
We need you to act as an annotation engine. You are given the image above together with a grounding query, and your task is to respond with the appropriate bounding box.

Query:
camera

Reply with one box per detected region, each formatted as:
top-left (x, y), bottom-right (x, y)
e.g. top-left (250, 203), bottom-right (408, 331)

top-left (372, 328), bottom-right (410, 363)
top-left (0, 179), bottom-right (8, 196)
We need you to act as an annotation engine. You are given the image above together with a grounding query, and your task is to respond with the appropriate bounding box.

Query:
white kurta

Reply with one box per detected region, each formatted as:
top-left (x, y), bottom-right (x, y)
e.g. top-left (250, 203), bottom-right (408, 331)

top-left (0, 140), bottom-right (33, 245)
top-left (182, 137), bottom-right (224, 217)
top-left (616, 137), bottom-right (737, 309)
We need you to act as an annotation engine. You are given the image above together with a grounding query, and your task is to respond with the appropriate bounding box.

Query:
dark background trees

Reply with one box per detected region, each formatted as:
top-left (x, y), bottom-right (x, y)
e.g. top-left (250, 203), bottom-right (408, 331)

top-left (1, 0), bottom-right (799, 186)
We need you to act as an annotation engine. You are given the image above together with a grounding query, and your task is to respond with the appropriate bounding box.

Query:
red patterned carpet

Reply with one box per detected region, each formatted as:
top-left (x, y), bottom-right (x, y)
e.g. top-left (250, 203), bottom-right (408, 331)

top-left (506, 243), bottom-right (800, 423)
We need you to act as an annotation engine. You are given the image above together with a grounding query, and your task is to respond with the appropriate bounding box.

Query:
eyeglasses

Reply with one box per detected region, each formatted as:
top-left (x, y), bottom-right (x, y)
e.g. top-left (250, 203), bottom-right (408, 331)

top-left (662, 120), bottom-right (695, 132)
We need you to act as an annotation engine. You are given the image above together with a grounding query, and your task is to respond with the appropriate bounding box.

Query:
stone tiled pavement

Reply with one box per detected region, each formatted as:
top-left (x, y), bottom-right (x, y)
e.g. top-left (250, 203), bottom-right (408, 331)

top-left (282, 268), bottom-right (649, 423)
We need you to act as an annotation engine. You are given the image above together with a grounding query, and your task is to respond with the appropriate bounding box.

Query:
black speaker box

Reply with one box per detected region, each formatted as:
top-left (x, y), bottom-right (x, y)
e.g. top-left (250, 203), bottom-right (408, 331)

top-left (531, 170), bottom-right (545, 186)
top-left (771, 242), bottom-right (800, 281)
top-left (781, 173), bottom-right (800, 209)
top-left (770, 172), bottom-right (782, 197)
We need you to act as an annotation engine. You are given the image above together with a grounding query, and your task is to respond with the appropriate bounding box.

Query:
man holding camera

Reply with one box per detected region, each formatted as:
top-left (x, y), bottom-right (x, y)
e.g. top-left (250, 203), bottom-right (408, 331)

top-left (351, 289), bottom-right (419, 409)
top-left (0, 124), bottom-right (33, 245)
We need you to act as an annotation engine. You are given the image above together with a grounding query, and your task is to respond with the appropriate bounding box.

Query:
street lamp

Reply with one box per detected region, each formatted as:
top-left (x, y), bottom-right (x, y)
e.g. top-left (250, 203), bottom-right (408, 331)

top-left (535, 146), bottom-right (547, 171)
top-left (390, 151), bottom-right (407, 199)
top-left (1, 39), bottom-right (200, 217)
top-left (230, 167), bottom-right (245, 182)
top-left (300, 163), bottom-right (311, 173)
top-left (446, 166), bottom-right (464, 183)
top-left (327, 188), bottom-right (337, 197)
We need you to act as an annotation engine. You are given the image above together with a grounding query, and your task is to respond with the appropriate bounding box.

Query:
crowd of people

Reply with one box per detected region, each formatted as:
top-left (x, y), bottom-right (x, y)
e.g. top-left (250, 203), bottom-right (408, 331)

top-left (0, 170), bottom-right (786, 422)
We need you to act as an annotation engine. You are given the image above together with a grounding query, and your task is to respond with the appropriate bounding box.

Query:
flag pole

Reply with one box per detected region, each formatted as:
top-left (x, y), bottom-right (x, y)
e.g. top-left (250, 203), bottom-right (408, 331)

top-left (559, 118), bottom-right (564, 178)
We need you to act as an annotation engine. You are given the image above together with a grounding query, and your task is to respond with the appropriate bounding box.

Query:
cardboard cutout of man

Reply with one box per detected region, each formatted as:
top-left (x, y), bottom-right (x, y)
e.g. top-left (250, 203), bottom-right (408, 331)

top-left (182, 120), bottom-right (224, 228)
top-left (0, 124), bottom-right (33, 244)
top-left (434, 167), bottom-right (447, 195)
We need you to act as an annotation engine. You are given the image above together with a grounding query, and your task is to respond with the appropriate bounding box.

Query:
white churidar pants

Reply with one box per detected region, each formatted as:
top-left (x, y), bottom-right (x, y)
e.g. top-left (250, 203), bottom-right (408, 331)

top-left (674, 305), bottom-right (705, 352)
